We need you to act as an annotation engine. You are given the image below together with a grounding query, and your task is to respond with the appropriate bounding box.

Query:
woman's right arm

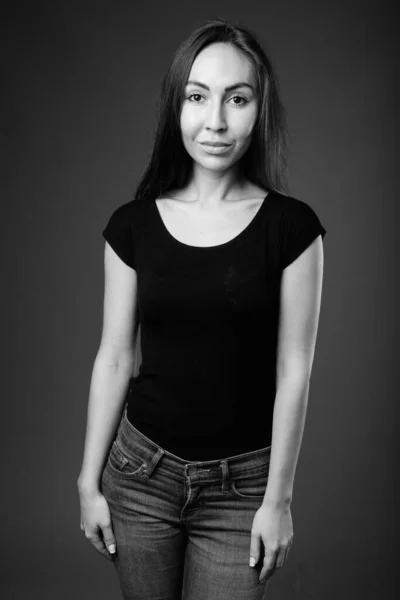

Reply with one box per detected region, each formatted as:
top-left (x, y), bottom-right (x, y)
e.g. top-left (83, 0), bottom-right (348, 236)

top-left (77, 241), bottom-right (139, 495)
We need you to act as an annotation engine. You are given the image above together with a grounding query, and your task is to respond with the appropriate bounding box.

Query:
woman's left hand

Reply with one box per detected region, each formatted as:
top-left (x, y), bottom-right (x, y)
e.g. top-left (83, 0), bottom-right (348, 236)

top-left (249, 501), bottom-right (293, 583)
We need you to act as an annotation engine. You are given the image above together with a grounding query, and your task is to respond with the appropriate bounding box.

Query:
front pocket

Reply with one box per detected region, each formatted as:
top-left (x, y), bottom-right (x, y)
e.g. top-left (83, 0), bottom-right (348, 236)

top-left (230, 469), bottom-right (269, 499)
top-left (107, 440), bottom-right (147, 478)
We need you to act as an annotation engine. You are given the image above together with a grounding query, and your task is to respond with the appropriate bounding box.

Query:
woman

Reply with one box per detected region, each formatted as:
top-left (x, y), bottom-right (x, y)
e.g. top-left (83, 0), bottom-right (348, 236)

top-left (77, 17), bottom-right (326, 600)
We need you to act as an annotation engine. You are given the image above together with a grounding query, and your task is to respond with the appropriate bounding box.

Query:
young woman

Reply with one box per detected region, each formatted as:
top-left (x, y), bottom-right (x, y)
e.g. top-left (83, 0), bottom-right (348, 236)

top-left (78, 17), bottom-right (326, 600)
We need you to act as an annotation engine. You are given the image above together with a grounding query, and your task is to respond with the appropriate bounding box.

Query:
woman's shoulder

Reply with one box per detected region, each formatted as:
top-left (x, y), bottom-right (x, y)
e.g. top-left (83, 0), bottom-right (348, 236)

top-left (113, 196), bottom-right (149, 216)
top-left (103, 198), bottom-right (150, 238)
top-left (275, 193), bottom-right (323, 219)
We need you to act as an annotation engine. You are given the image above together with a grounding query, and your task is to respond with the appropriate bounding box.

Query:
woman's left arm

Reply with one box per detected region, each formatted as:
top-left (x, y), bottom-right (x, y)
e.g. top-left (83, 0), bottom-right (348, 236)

top-left (250, 234), bottom-right (325, 582)
top-left (266, 233), bottom-right (325, 506)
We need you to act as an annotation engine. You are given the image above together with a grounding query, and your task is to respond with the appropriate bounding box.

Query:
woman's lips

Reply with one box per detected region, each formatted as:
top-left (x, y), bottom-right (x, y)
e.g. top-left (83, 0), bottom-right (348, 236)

top-left (199, 142), bottom-right (233, 154)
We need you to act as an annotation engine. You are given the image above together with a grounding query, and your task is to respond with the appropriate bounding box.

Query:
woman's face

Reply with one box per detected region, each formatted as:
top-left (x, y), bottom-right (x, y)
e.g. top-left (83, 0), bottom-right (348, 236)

top-left (180, 43), bottom-right (259, 172)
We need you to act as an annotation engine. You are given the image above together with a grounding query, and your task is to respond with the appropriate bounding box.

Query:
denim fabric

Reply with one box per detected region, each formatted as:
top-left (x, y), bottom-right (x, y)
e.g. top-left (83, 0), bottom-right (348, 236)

top-left (101, 405), bottom-right (272, 599)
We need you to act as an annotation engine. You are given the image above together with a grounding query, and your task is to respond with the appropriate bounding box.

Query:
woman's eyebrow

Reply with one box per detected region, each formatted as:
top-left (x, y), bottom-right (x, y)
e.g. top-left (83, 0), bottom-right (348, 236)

top-left (186, 80), bottom-right (254, 92)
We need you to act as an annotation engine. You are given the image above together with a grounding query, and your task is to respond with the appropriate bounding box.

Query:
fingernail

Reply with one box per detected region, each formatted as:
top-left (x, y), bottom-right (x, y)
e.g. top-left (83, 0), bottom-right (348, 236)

top-left (108, 544), bottom-right (116, 554)
top-left (249, 557), bottom-right (256, 567)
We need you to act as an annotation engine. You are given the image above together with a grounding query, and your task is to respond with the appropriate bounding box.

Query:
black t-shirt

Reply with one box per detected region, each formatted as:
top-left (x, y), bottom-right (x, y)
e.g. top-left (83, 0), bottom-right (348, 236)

top-left (102, 191), bottom-right (326, 461)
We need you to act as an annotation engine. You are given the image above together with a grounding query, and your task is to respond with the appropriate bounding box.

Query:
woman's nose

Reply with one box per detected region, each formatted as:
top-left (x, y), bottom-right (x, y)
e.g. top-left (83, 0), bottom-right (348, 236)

top-left (204, 103), bottom-right (227, 130)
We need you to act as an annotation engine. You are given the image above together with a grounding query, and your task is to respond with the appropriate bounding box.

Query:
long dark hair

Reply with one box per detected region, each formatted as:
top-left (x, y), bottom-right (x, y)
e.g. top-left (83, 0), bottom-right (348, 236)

top-left (134, 17), bottom-right (289, 202)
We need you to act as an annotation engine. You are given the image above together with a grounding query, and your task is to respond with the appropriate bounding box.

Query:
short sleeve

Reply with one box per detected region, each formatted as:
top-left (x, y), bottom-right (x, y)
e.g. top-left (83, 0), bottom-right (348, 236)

top-left (280, 197), bottom-right (327, 269)
top-left (102, 203), bottom-right (135, 269)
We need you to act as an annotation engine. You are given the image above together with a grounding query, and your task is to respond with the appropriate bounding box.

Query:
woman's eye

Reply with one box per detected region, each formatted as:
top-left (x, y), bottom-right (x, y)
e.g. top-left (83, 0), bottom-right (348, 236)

top-left (230, 96), bottom-right (247, 106)
top-left (187, 93), bottom-right (203, 102)
top-left (187, 94), bottom-right (248, 106)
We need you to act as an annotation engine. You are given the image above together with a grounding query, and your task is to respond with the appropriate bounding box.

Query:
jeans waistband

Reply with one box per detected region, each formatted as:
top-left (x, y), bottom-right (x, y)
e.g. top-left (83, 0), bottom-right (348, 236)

top-left (117, 404), bottom-right (271, 484)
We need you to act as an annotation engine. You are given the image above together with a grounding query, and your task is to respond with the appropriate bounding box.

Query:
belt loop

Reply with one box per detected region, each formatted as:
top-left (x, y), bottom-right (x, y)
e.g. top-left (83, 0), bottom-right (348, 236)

top-left (145, 448), bottom-right (165, 477)
top-left (220, 460), bottom-right (229, 494)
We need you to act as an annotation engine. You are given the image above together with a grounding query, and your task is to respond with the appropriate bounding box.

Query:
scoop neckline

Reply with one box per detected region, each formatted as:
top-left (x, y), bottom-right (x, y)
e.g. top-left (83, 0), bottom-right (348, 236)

top-left (152, 192), bottom-right (272, 250)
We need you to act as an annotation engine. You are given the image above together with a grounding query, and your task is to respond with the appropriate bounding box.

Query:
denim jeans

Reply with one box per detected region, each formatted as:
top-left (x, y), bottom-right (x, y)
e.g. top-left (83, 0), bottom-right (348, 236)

top-left (101, 405), bottom-right (272, 600)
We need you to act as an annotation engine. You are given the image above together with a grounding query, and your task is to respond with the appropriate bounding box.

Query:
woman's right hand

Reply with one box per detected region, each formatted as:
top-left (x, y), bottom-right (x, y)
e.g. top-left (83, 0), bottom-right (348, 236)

top-left (78, 486), bottom-right (117, 561)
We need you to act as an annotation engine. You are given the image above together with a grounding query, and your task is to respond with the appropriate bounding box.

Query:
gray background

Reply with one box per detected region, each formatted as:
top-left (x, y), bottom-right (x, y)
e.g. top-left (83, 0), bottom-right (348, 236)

top-left (2, 0), bottom-right (398, 598)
